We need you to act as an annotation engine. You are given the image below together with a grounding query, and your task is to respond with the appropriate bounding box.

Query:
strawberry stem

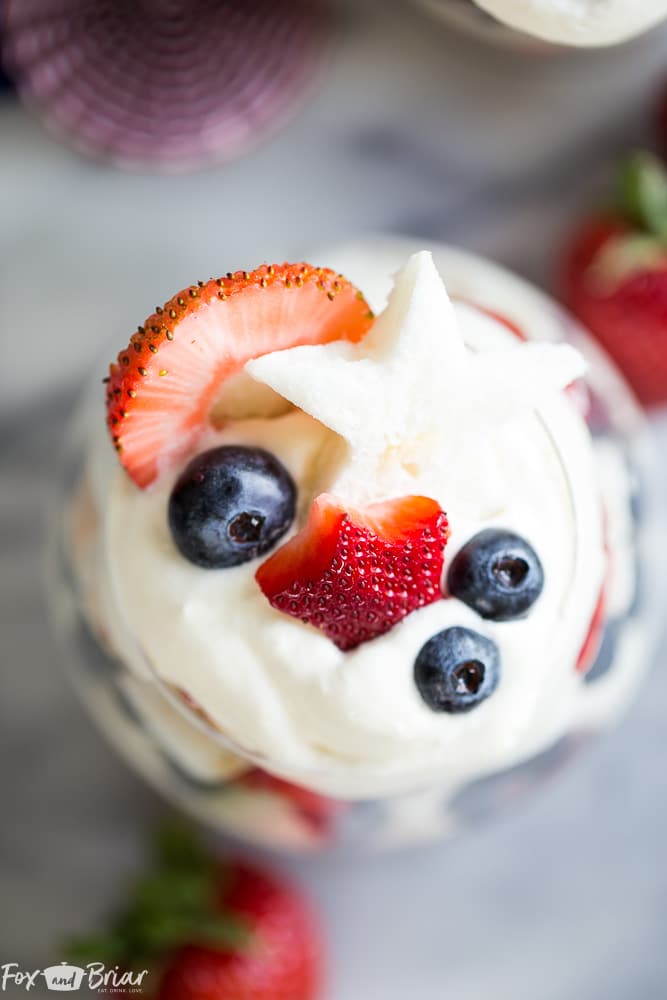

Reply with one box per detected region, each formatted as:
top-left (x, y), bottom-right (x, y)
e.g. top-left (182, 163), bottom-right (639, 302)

top-left (64, 820), bottom-right (248, 970)
top-left (618, 151), bottom-right (667, 241)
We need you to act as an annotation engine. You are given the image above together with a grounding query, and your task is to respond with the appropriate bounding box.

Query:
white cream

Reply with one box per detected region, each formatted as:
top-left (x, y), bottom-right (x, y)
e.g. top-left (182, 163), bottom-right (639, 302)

top-left (83, 252), bottom-right (608, 799)
top-left (472, 0), bottom-right (667, 46)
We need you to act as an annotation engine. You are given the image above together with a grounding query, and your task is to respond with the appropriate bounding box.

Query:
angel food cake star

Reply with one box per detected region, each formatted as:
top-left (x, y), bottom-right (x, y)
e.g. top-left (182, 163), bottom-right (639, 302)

top-left (95, 252), bottom-right (606, 798)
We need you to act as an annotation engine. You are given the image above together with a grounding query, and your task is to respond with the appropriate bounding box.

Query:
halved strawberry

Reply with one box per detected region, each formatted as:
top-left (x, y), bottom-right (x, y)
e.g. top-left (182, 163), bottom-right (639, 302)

top-left (256, 493), bottom-right (449, 651)
top-left (239, 769), bottom-right (348, 837)
top-left (105, 264), bottom-right (374, 487)
top-left (576, 584), bottom-right (606, 675)
top-left (454, 298), bottom-right (527, 341)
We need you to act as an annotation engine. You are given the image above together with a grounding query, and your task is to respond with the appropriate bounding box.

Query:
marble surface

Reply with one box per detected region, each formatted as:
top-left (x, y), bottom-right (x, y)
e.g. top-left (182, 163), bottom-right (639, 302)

top-left (2, 3), bottom-right (667, 997)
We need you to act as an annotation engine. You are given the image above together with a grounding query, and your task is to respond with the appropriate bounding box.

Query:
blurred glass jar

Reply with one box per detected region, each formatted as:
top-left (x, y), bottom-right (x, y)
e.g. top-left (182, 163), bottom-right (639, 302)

top-left (45, 239), bottom-right (660, 852)
top-left (411, 0), bottom-right (550, 52)
top-left (2, 0), bottom-right (330, 171)
top-left (410, 0), bottom-right (667, 51)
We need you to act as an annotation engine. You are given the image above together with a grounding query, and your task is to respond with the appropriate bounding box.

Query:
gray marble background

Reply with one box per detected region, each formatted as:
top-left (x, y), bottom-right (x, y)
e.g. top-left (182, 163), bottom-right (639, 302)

top-left (1, 3), bottom-right (667, 998)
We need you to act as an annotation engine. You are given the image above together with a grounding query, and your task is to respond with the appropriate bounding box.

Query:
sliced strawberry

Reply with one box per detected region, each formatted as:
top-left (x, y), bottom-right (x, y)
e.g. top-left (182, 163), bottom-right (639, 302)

top-left (239, 769), bottom-right (347, 837)
top-left (105, 264), bottom-right (374, 487)
top-left (576, 585), bottom-right (606, 674)
top-left (454, 298), bottom-right (527, 341)
top-left (478, 305), bottom-right (526, 341)
top-left (256, 493), bottom-right (449, 651)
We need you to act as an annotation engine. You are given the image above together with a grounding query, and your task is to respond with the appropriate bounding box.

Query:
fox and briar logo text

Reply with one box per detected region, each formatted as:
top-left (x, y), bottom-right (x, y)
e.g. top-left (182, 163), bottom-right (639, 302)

top-left (1, 962), bottom-right (148, 993)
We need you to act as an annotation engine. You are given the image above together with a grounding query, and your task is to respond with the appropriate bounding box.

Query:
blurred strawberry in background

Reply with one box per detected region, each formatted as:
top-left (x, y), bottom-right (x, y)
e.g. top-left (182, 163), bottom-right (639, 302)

top-left (66, 822), bottom-right (323, 1000)
top-left (560, 151), bottom-right (667, 408)
top-left (656, 77), bottom-right (667, 157)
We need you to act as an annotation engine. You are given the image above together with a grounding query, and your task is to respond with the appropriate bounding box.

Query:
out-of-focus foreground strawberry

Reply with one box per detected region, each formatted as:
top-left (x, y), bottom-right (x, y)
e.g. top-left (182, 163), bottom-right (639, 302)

top-left (65, 822), bottom-right (323, 1000)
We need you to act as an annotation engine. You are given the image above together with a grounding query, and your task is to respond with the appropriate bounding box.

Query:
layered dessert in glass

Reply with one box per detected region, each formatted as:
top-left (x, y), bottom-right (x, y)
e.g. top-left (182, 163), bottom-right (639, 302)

top-left (412, 0), bottom-right (667, 49)
top-left (48, 239), bottom-right (656, 850)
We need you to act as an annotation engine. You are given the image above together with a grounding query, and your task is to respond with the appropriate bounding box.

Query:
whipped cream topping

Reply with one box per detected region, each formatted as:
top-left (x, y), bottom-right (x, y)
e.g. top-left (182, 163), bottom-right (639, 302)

top-left (472, 0), bottom-right (667, 46)
top-left (88, 252), bottom-right (606, 798)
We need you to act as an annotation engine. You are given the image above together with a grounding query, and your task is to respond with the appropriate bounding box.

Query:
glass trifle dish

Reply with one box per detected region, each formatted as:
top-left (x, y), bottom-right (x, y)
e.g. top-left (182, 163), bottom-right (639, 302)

top-left (411, 0), bottom-right (667, 48)
top-left (47, 238), bottom-right (657, 851)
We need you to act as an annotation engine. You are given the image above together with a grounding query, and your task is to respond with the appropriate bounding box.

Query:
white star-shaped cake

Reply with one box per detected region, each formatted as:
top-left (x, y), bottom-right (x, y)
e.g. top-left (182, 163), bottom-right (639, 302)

top-left (246, 251), bottom-right (585, 515)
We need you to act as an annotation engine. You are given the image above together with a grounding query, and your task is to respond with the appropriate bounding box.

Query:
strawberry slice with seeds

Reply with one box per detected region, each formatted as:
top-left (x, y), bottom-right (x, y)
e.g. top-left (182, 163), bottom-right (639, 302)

top-left (105, 264), bottom-right (374, 488)
top-left (256, 493), bottom-right (449, 651)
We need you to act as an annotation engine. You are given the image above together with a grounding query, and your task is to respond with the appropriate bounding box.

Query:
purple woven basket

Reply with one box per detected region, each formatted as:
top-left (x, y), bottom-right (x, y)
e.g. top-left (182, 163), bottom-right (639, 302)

top-left (2, 0), bottom-right (330, 169)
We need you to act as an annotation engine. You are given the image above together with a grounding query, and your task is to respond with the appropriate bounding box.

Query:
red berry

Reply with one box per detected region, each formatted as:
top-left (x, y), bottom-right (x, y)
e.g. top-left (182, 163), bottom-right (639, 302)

top-left (157, 863), bottom-right (322, 1000)
top-left (454, 298), bottom-right (527, 341)
top-left (560, 200), bottom-right (667, 408)
top-left (105, 264), bottom-right (374, 487)
top-left (65, 824), bottom-right (323, 1000)
top-left (256, 493), bottom-right (449, 651)
top-left (239, 769), bottom-right (347, 836)
top-left (576, 585), bottom-right (606, 674)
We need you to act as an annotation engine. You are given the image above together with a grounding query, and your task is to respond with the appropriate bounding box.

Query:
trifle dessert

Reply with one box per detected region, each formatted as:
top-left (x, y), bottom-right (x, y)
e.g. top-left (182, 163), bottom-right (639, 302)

top-left (49, 239), bottom-right (655, 849)
top-left (412, 0), bottom-right (667, 48)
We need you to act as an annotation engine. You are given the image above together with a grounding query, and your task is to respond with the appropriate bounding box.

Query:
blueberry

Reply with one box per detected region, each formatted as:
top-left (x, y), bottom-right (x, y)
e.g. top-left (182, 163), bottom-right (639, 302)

top-left (414, 626), bottom-right (500, 713)
top-left (168, 445), bottom-right (296, 569)
top-left (447, 528), bottom-right (543, 621)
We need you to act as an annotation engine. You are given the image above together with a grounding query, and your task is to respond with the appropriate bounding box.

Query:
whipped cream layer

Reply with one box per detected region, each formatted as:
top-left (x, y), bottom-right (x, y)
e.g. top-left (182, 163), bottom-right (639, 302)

top-left (472, 0), bottom-right (667, 46)
top-left (86, 252), bottom-right (606, 799)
